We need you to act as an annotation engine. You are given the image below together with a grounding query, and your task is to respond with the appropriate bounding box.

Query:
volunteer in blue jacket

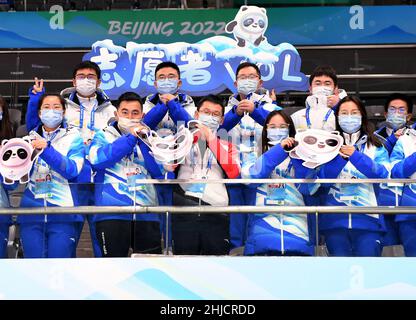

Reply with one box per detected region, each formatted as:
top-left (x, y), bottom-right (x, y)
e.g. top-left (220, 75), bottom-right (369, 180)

top-left (143, 61), bottom-right (195, 134)
top-left (219, 62), bottom-right (279, 253)
top-left (318, 96), bottom-right (390, 257)
top-left (19, 94), bottom-right (85, 258)
top-left (390, 125), bottom-right (416, 256)
top-left (89, 92), bottom-right (166, 257)
top-left (241, 110), bottom-right (316, 256)
top-left (375, 93), bottom-right (413, 155)
top-left (26, 62), bottom-right (116, 258)
top-left (375, 94), bottom-right (413, 250)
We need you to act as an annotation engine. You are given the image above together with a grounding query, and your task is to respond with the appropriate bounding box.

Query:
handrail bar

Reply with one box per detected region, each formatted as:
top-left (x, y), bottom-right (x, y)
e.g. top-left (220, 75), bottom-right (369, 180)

top-left (1, 205), bottom-right (415, 215)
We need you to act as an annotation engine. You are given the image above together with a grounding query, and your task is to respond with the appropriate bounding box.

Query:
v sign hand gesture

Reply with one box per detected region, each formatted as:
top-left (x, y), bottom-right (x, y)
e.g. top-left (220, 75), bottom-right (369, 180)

top-left (32, 77), bottom-right (44, 95)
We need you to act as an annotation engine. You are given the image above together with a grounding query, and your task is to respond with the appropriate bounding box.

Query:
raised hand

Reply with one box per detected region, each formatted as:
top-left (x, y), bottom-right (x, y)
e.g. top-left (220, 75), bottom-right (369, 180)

top-left (32, 77), bottom-right (44, 95)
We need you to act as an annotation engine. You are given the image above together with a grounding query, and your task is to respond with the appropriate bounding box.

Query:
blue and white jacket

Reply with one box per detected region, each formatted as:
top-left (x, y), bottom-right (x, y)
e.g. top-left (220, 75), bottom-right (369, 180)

top-left (373, 125), bottom-right (403, 208)
top-left (375, 125), bottom-right (400, 155)
top-left (19, 125), bottom-right (85, 223)
top-left (318, 133), bottom-right (390, 232)
top-left (89, 123), bottom-right (165, 222)
top-left (26, 87), bottom-right (117, 207)
top-left (143, 93), bottom-right (195, 132)
top-left (222, 93), bottom-right (279, 166)
top-left (391, 128), bottom-right (416, 222)
top-left (240, 144), bottom-right (315, 255)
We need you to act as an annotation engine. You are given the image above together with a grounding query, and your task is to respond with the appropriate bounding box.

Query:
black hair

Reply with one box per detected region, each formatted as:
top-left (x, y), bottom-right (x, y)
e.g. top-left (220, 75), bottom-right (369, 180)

top-left (197, 94), bottom-right (225, 116)
top-left (116, 92), bottom-right (143, 112)
top-left (72, 61), bottom-right (101, 79)
top-left (384, 93), bottom-right (414, 114)
top-left (309, 65), bottom-right (338, 87)
top-left (261, 110), bottom-right (296, 154)
top-left (0, 96), bottom-right (14, 139)
top-left (236, 62), bottom-right (261, 79)
top-left (154, 61), bottom-right (181, 79)
top-left (38, 94), bottom-right (66, 110)
top-left (335, 95), bottom-right (382, 148)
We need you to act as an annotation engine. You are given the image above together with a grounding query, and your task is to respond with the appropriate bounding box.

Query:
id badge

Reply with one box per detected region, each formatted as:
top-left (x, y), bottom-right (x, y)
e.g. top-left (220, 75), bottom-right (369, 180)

top-left (241, 128), bottom-right (254, 138)
top-left (340, 183), bottom-right (359, 201)
top-left (265, 184), bottom-right (286, 206)
top-left (184, 174), bottom-right (206, 197)
top-left (82, 129), bottom-right (95, 146)
top-left (34, 173), bottom-right (52, 199)
top-left (125, 166), bottom-right (145, 192)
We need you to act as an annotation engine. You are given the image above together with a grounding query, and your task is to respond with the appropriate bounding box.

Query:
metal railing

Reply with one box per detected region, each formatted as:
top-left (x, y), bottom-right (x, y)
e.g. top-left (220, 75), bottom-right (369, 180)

top-left (4, 178), bottom-right (416, 216)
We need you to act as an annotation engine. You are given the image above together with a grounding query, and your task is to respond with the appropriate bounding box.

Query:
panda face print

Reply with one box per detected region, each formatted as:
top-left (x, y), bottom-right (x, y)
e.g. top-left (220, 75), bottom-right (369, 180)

top-left (1, 145), bottom-right (30, 167)
top-left (241, 13), bottom-right (267, 34)
top-left (301, 134), bottom-right (340, 155)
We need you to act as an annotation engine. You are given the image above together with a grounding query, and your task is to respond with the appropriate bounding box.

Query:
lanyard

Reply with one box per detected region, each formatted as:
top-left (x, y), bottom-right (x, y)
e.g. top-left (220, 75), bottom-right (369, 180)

top-left (274, 160), bottom-right (293, 177)
top-left (42, 129), bottom-right (59, 142)
top-left (305, 107), bottom-right (333, 129)
top-left (79, 101), bottom-right (98, 130)
top-left (190, 144), bottom-right (214, 177)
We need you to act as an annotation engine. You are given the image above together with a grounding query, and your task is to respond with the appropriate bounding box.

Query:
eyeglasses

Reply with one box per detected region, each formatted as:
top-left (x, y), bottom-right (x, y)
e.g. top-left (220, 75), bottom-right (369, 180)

top-left (388, 106), bottom-right (407, 115)
top-left (75, 74), bottom-right (98, 80)
top-left (237, 74), bottom-right (259, 81)
top-left (267, 124), bottom-right (290, 129)
top-left (157, 74), bottom-right (179, 81)
top-left (199, 109), bottom-right (222, 118)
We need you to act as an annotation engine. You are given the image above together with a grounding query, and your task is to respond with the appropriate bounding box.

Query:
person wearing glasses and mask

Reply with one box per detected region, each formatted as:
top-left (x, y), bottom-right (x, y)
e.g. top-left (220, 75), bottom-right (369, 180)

top-left (218, 62), bottom-right (279, 254)
top-left (19, 94), bottom-right (85, 258)
top-left (375, 94), bottom-right (414, 253)
top-left (389, 96), bottom-right (416, 257)
top-left (25, 61), bottom-right (117, 257)
top-left (240, 110), bottom-right (316, 256)
top-left (375, 93), bottom-right (414, 155)
top-left (158, 95), bottom-right (240, 255)
top-left (142, 61), bottom-right (195, 134)
top-left (318, 96), bottom-right (390, 257)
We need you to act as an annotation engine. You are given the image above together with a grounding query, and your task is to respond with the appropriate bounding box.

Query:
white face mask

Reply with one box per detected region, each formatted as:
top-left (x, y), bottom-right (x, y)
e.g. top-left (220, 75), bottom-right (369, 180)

top-left (237, 79), bottom-right (259, 96)
top-left (76, 78), bottom-right (97, 97)
top-left (198, 113), bottom-right (221, 132)
top-left (118, 117), bottom-right (142, 135)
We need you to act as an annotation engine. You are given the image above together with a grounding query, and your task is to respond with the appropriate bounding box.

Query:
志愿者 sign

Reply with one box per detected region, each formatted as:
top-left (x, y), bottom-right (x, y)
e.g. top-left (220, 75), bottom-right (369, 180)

top-left (83, 6), bottom-right (308, 99)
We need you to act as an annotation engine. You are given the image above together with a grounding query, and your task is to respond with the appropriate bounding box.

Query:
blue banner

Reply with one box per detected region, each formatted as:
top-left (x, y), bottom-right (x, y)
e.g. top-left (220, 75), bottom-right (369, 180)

top-left (0, 6), bottom-right (415, 48)
top-left (83, 36), bottom-right (309, 99)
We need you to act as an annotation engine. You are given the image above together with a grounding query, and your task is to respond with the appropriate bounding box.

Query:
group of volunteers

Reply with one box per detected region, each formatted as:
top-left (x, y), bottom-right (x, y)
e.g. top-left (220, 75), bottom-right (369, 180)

top-left (0, 59), bottom-right (415, 259)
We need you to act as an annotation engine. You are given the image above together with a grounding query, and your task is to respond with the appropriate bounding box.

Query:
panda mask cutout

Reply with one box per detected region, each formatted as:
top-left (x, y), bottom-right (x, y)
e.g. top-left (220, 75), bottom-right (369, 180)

top-left (225, 5), bottom-right (268, 47)
top-left (289, 129), bottom-right (344, 169)
top-left (137, 121), bottom-right (200, 165)
top-left (0, 138), bottom-right (43, 184)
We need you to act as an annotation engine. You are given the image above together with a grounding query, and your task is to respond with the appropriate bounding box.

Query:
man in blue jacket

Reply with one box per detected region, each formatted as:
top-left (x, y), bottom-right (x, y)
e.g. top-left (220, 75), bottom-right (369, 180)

top-left (89, 92), bottom-right (167, 257)
top-left (375, 94), bottom-right (414, 250)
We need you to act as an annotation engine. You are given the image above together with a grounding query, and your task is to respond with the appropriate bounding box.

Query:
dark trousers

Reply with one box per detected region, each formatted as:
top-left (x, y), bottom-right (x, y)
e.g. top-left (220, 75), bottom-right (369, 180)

top-left (172, 191), bottom-right (230, 255)
top-left (95, 220), bottom-right (162, 257)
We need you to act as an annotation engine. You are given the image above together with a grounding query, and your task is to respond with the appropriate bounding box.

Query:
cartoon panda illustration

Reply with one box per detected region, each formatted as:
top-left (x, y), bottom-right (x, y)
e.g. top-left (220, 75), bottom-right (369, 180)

top-left (225, 5), bottom-right (268, 47)
top-left (289, 129), bottom-right (344, 169)
top-left (0, 138), bottom-right (42, 184)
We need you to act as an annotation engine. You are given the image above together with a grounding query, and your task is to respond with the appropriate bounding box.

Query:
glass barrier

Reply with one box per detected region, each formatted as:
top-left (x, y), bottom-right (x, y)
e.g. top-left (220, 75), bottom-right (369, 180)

top-left (3, 178), bottom-right (414, 259)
